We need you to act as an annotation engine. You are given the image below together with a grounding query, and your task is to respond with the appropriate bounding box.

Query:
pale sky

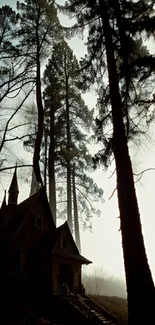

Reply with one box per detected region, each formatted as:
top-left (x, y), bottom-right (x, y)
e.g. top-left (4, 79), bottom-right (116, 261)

top-left (1, 0), bottom-right (155, 285)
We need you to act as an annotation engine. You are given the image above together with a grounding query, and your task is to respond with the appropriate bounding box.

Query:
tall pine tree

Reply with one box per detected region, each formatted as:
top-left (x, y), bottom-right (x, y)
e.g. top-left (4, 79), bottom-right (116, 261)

top-left (59, 1), bottom-right (155, 324)
top-left (43, 40), bottom-right (103, 233)
top-left (17, 0), bottom-right (61, 183)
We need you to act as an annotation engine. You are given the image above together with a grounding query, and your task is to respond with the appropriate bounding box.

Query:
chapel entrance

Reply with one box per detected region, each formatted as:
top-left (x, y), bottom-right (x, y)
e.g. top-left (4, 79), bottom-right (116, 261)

top-left (59, 264), bottom-right (74, 291)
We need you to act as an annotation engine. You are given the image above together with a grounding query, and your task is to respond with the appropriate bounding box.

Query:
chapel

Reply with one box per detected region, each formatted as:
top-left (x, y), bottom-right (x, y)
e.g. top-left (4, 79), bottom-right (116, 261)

top-left (0, 168), bottom-right (91, 300)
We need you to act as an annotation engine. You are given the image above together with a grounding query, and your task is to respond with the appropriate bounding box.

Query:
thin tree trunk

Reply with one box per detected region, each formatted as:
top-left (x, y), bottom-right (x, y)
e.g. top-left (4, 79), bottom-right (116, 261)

top-left (72, 164), bottom-right (81, 253)
top-left (33, 15), bottom-right (44, 184)
top-left (99, 1), bottom-right (155, 324)
top-left (43, 127), bottom-right (47, 192)
top-left (48, 105), bottom-right (56, 225)
top-left (65, 67), bottom-right (73, 233)
top-left (67, 159), bottom-right (72, 232)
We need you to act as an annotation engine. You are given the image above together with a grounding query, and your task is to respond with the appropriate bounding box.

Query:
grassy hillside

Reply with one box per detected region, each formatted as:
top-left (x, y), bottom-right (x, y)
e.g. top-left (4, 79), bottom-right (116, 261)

top-left (90, 295), bottom-right (128, 325)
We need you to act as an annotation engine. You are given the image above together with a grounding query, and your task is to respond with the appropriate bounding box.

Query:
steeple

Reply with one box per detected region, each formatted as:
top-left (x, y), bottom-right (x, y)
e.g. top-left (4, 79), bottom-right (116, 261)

top-left (1, 191), bottom-right (6, 210)
top-left (29, 168), bottom-right (39, 196)
top-left (0, 191), bottom-right (6, 213)
top-left (0, 191), bottom-right (7, 227)
top-left (8, 167), bottom-right (19, 205)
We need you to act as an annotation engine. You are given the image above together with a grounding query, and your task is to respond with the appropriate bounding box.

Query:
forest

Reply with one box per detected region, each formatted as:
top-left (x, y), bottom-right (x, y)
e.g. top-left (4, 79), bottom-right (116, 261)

top-left (1, 1), bottom-right (155, 325)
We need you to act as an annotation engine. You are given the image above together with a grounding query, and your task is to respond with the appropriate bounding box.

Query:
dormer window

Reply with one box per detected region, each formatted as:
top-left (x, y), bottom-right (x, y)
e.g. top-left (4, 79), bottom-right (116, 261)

top-left (35, 214), bottom-right (42, 229)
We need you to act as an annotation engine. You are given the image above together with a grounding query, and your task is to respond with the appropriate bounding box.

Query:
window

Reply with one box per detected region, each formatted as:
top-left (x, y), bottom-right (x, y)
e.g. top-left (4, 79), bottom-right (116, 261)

top-left (61, 236), bottom-right (68, 249)
top-left (35, 214), bottom-right (42, 228)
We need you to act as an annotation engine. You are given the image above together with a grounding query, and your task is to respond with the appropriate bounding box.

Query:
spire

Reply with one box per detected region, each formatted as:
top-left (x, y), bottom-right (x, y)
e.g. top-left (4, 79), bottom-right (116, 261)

top-left (0, 190), bottom-right (6, 211)
top-left (29, 168), bottom-right (41, 196)
top-left (0, 191), bottom-right (7, 227)
top-left (8, 166), bottom-right (19, 205)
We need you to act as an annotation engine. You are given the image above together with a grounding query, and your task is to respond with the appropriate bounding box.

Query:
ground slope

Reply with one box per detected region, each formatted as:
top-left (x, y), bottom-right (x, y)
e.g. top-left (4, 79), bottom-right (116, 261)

top-left (89, 295), bottom-right (128, 325)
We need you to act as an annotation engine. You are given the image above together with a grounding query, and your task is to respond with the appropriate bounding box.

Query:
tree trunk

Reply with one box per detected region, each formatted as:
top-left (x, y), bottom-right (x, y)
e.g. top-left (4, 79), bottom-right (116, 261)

top-left (113, 0), bottom-right (130, 135)
top-left (65, 68), bottom-right (73, 233)
top-left (43, 127), bottom-right (47, 192)
top-left (48, 105), bottom-right (56, 225)
top-left (99, 1), bottom-right (155, 324)
top-left (33, 19), bottom-right (44, 184)
top-left (67, 160), bottom-right (72, 232)
top-left (72, 164), bottom-right (81, 252)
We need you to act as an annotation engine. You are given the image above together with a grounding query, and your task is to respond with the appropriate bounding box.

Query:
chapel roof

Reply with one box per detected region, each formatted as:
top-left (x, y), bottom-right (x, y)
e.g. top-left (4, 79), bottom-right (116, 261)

top-left (8, 167), bottom-right (19, 194)
top-left (0, 173), bottom-right (92, 265)
top-left (52, 221), bottom-right (92, 264)
top-left (0, 187), bottom-right (55, 237)
top-left (52, 249), bottom-right (92, 264)
top-left (0, 191), bottom-right (7, 228)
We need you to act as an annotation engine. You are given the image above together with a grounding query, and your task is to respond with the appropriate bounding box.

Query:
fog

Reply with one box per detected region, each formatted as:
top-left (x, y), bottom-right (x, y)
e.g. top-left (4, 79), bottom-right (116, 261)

top-left (82, 268), bottom-right (127, 299)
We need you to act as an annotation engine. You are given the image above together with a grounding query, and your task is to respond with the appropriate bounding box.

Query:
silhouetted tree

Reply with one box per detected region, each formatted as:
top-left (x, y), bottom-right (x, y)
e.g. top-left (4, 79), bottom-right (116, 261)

top-left (43, 40), bottom-right (103, 230)
top-left (17, 0), bottom-right (61, 183)
top-left (59, 1), bottom-right (155, 324)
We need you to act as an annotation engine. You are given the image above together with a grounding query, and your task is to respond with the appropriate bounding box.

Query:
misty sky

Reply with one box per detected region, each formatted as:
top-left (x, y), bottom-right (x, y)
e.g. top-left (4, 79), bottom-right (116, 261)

top-left (1, 0), bottom-right (155, 284)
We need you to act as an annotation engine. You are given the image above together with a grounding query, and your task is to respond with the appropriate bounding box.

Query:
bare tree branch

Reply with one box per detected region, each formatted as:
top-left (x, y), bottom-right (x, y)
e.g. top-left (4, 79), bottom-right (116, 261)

top-left (109, 168), bottom-right (155, 199)
top-left (7, 122), bottom-right (34, 132)
top-left (0, 85), bottom-right (35, 153)
top-left (0, 164), bottom-right (32, 172)
top-left (134, 168), bottom-right (155, 182)
top-left (0, 77), bottom-right (35, 103)
top-left (109, 168), bottom-right (116, 178)
top-left (108, 187), bottom-right (117, 200)
top-left (4, 133), bottom-right (36, 142)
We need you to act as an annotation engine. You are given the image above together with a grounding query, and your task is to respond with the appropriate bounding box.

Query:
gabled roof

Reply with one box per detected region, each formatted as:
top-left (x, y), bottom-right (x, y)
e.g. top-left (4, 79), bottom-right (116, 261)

top-left (52, 221), bottom-right (92, 265)
top-left (53, 221), bottom-right (79, 253)
top-left (0, 186), bottom-right (55, 238)
top-left (0, 186), bottom-right (92, 265)
top-left (53, 250), bottom-right (92, 264)
top-left (13, 186), bottom-right (56, 238)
